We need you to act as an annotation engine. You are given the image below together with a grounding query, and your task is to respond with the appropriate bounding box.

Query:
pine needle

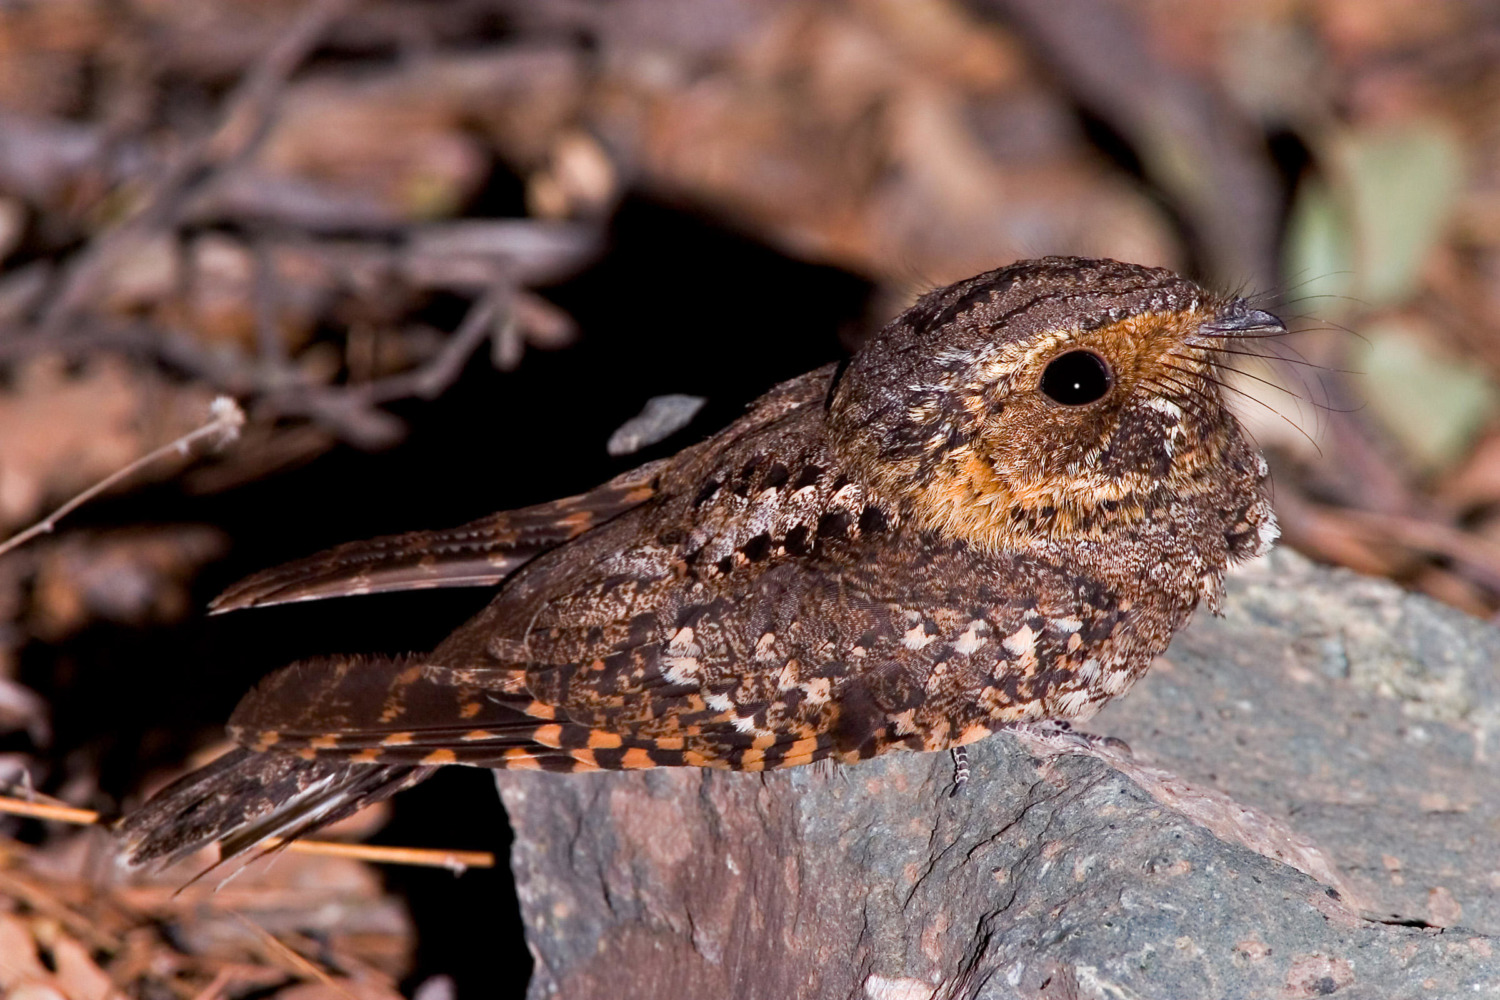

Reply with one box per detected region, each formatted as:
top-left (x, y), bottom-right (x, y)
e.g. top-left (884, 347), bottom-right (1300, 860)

top-left (0, 794), bottom-right (493, 870)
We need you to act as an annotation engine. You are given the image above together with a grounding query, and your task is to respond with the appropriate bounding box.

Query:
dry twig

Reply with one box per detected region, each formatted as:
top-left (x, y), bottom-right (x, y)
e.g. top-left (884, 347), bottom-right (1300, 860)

top-left (0, 397), bottom-right (246, 561)
top-left (34, 0), bottom-right (358, 336)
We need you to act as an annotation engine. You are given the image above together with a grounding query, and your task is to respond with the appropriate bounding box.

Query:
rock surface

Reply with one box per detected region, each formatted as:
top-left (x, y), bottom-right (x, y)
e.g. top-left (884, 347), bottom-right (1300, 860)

top-left (496, 551), bottom-right (1500, 999)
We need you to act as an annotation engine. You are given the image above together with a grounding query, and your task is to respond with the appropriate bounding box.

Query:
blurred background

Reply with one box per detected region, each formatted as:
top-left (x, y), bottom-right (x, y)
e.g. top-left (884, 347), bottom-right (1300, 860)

top-left (0, 0), bottom-right (1497, 997)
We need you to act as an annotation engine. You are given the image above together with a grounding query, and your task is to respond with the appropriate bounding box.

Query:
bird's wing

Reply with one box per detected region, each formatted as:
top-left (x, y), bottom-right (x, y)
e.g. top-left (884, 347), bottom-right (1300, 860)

top-left (118, 553), bottom-right (870, 869)
top-left (117, 530), bottom-right (1072, 870)
top-left (209, 463), bottom-right (663, 613)
top-left (208, 361), bottom-right (845, 615)
top-left (214, 525), bottom-right (1063, 774)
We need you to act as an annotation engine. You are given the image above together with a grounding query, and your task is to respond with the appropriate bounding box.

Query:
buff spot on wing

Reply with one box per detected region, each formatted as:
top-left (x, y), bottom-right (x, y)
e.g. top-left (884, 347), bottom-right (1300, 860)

top-left (684, 749), bottom-right (711, 767)
top-left (561, 510), bottom-right (595, 532)
top-left (460, 701), bottom-right (483, 719)
top-left (787, 735), bottom-right (820, 761)
top-left (462, 729), bottom-right (493, 742)
top-left (251, 731), bottom-right (281, 752)
top-left (621, 747), bottom-right (655, 769)
top-left (956, 724), bottom-right (992, 746)
top-left (381, 732), bottom-right (415, 746)
top-left (532, 724), bottom-right (563, 748)
top-left (423, 749), bottom-right (458, 764)
top-left (524, 700), bottom-right (558, 720)
top-left (567, 749), bottom-right (599, 770)
top-left (296, 748), bottom-right (317, 761)
top-left (587, 730), bottom-right (623, 749)
top-left (352, 749), bottom-right (381, 763)
top-left (501, 748), bottom-right (543, 770)
top-left (309, 735), bottom-right (338, 750)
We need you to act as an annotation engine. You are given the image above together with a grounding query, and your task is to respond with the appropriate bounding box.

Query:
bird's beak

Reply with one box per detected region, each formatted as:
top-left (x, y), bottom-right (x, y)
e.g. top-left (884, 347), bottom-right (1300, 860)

top-left (1199, 302), bottom-right (1286, 336)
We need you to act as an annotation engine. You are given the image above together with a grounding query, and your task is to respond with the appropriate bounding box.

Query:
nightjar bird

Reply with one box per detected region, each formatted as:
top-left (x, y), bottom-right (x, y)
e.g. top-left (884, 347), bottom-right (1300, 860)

top-left (119, 256), bottom-right (1281, 868)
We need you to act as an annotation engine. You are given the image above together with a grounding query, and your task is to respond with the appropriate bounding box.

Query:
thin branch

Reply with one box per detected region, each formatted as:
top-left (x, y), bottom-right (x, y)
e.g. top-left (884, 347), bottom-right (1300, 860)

top-left (0, 794), bottom-right (494, 871)
top-left (230, 912), bottom-right (356, 1000)
top-left (0, 396), bottom-right (246, 561)
top-left (35, 0), bottom-right (357, 335)
top-left (360, 283), bottom-right (509, 404)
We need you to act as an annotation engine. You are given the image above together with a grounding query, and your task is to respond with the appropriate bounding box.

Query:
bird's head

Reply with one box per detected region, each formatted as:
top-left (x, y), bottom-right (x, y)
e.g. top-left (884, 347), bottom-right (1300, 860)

top-left (829, 257), bottom-right (1279, 595)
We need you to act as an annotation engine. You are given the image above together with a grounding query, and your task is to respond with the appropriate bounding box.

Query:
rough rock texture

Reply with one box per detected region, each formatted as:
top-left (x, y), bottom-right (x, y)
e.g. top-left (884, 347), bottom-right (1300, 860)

top-left (495, 551), bottom-right (1500, 999)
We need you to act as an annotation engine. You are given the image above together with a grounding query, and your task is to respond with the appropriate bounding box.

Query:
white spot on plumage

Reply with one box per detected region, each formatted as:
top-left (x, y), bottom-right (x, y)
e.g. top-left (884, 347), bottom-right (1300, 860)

top-left (802, 678), bottom-right (831, 706)
top-left (706, 693), bottom-right (734, 713)
top-left (1100, 661), bottom-right (1132, 694)
top-left (903, 623), bottom-right (935, 650)
top-left (663, 656), bottom-right (702, 685)
top-left (1254, 509), bottom-right (1280, 554)
top-left (1002, 624), bottom-right (1036, 657)
top-left (667, 627), bottom-right (699, 657)
top-left (1055, 688), bottom-right (1094, 715)
top-left (952, 620), bottom-right (988, 656)
top-left (777, 661), bottom-right (799, 690)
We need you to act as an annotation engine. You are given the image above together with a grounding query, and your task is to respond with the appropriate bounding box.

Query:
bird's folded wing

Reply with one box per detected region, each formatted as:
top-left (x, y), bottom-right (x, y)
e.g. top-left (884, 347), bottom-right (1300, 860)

top-left (209, 462), bottom-right (663, 613)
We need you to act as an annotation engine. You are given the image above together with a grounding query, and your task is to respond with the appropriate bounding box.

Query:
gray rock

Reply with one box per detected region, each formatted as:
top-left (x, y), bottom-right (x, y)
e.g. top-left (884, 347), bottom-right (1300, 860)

top-left (496, 551), bottom-right (1500, 999)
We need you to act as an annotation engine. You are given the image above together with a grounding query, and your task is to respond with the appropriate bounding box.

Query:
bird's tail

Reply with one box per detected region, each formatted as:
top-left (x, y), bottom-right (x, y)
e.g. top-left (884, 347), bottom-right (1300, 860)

top-left (115, 747), bottom-right (433, 870)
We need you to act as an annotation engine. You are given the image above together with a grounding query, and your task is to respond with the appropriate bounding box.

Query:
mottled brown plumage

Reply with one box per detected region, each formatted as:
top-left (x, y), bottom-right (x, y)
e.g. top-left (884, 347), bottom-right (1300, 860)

top-left (119, 256), bottom-right (1281, 868)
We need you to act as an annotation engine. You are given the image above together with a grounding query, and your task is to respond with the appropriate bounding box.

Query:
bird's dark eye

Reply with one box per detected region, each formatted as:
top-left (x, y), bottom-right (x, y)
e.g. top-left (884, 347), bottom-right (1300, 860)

top-left (1040, 350), bottom-right (1112, 406)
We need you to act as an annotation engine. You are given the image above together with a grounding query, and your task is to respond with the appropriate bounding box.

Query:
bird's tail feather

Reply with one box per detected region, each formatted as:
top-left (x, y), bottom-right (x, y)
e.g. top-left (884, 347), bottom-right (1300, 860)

top-left (115, 747), bottom-right (432, 871)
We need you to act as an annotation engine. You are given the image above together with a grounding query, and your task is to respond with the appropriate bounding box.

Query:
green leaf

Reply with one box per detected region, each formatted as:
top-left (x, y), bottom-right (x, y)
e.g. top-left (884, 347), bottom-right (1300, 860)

top-left (1282, 123), bottom-right (1465, 313)
top-left (1343, 124), bottom-right (1465, 306)
top-left (1359, 319), bottom-right (1497, 472)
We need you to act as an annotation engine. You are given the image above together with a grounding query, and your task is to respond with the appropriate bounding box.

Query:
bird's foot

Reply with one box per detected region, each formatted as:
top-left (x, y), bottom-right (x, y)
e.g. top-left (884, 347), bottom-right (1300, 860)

top-left (948, 745), bottom-right (970, 797)
top-left (1007, 719), bottom-right (1132, 758)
